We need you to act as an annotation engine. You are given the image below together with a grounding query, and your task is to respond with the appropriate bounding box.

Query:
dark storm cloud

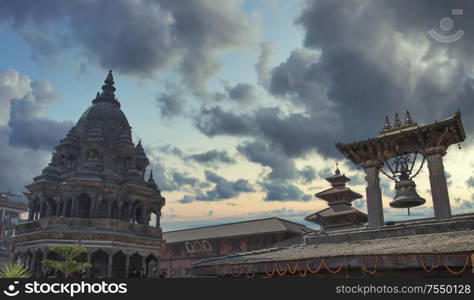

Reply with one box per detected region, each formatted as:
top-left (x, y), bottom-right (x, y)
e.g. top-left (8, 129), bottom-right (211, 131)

top-left (196, 104), bottom-right (341, 159)
top-left (153, 144), bottom-right (185, 158)
top-left (180, 170), bottom-right (255, 203)
top-left (156, 83), bottom-right (185, 118)
top-left (294, 0), bottom-right (474, 136)
top-left (260, 180), bottom-right (312, 202)
top-left (0, 71), bottom-right (71, 193)
top-left (299, 165), bottom-right (317, 184)
top-left (195, 106), bottom-right (254, 137)
top-left (255, 41), bottom-right (274, 87)
top-left (226, 83), bottom-right (258, 103)
top-left (178, 195), bottom-right (194, 204)
top-left (194, 0), bottom-right (474, 166)
top-left (6, 79), bottom-right (73, 150)
top-left (467, 177), bottom-right (474, 188)
top-left (198, 170), bottom-right (255, 201)
top-left (171, 171), bottom-right (199, 186)
top-left (188, 149), bottom-right (236, 167)
top-left (0, 0), bottom-right (257, 93)
top-left (237, 140), bottom-right (298, 180)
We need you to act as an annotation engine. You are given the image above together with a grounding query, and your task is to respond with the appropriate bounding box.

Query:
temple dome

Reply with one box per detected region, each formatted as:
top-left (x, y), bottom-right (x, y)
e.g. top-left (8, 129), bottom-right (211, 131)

top-left (74, 70), bottom-right (131, 144)
top-left (75, 101), bottom-right (130, 143)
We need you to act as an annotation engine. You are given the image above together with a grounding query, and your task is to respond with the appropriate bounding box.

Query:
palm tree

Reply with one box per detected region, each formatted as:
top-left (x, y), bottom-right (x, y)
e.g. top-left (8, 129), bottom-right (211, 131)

top-left (0, 262), bottom-right (32, 278)
top-left (41, 246), bottom-right (91, 278)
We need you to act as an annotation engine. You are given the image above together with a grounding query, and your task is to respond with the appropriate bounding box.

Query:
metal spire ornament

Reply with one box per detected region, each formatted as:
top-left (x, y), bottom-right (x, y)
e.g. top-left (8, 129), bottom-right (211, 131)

top-left (383, 116), bottom-right (391, 131)
top-left (393, 113), bottom-right (402, 128)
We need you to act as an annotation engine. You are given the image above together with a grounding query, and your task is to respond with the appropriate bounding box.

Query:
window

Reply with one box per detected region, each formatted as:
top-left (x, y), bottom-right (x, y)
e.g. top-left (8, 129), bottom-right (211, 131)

top-left (192, 241), bottom-right (203, 252)
top-left (202, 240), bottom-right (213, 252)
top-left (185, 242), bottom-right (194, 253)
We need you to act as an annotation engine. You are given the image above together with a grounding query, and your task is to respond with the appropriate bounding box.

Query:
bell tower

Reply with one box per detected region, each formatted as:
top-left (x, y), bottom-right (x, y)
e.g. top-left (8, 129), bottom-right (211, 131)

top-left (336, 111), bottom-right (465, 227)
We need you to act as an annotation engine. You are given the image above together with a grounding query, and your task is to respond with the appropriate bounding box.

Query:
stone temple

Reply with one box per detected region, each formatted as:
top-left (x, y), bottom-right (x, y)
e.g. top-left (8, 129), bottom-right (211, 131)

top-left (10, 71), bottom-right (165, 278)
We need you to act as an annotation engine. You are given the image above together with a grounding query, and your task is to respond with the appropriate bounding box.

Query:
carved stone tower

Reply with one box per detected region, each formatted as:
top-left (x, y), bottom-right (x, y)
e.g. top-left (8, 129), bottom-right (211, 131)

top-left (10, 71), bottom-right (165, 278)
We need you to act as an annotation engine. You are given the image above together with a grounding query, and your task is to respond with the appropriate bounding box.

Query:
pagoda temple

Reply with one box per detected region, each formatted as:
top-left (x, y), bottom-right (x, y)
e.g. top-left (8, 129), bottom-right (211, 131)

top-left (10, 71), bottom-right (165, 278)
top-left (304, 165), bottom-right (367, 230)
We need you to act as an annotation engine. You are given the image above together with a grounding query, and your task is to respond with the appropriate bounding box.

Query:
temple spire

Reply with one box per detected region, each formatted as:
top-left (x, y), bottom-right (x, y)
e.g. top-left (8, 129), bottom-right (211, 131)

top-left (404, 110), bottom-right (414, 126)
top-left (335, 163), bottom-right (340, 175)
top-left (149, 170), bottom-right (154, 182)
top-left (393, 113), bottom-right (402, 128)
top-left (101, 70), bottom-right (116, 99)
top-left (383, 116), bottom-right (391, 131)
top-left (92, 70), bottom-right (120, 107)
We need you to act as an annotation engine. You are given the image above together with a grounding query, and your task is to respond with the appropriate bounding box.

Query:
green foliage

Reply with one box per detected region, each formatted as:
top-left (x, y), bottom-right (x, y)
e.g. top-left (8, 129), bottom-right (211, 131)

top-left (0, 262), bottom-right (32, 278)
top-left (41, 246), bottom-right (91, 277)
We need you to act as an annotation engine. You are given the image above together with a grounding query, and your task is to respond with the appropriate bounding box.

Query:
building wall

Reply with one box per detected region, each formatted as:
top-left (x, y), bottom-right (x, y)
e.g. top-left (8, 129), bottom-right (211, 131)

top-left (160, 232), bottom-right (297, 277)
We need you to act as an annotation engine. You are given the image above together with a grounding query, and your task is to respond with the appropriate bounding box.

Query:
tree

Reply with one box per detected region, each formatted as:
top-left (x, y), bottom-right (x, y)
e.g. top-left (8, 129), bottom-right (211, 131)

top-left (41, 246), bottom-right (91, 278)
top-left (0, 262), bottom-right (32, 278)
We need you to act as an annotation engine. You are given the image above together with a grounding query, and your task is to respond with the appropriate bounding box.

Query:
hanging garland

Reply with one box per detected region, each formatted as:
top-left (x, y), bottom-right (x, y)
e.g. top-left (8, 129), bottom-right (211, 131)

top-left (444, 255), bottom-right (469, 276)
top-left (245, 267), bottom-right (256, 278)
top-left (361, 256), bottom-right (378, 275)
top-left (214, 265), bottom-right (228, 278)
top-left (298, 266), bottom-right (308, 278)
top-left (287, 262), bottom-right (300, 274)
top-left (212, 253), bottom-right (473, 278)
top-left (322, 259), bottom-right (344, 274)
top-left (276, 263), bottom-right (289, 276)
top-left (231, 266), bottom-right (243, 278)
top-left (419, 254), bottom-right (440, 272)
top-left (306, 259), bottom-right (323, 274)
top-left (264, 263), bottom-right (277, 277)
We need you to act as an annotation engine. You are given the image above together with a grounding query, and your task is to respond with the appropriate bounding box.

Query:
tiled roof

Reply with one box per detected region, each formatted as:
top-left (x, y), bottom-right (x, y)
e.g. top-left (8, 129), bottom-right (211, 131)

top-left (193, 229), bottom-right (474, 267)
top-left (163, 217), bottom-right (311, 243)
top-left (315, 187), bottom-right (362, 200)
top-left (305, 205), bottom-right (367, 220)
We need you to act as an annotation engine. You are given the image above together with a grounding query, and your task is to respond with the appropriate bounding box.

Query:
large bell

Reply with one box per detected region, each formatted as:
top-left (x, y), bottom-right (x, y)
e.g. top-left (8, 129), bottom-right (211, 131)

top-left (389, 175), bottom-right (425, 215)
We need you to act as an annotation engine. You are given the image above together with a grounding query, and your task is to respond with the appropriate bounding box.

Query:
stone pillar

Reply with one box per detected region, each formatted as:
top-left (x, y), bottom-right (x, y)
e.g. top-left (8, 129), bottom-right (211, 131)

top-left (107, 201), bottom-right (112, 219)
top-left (125, 254), bottom-right (130, 278)
top-left (46, 201), bottom-right (52, 217)
top-left (426, 150), bottom-right (451, 219)
top-left (141, 206), bottom-right (147, 225)
top-left (141, 255), bottom-right (146, 278)
top-left (28, 208), bottom-right (33, 221)
top-left (86, 252), bottom-right (92, 278)
top-left (30, 252), bottom-right (37, 274)
top-left (56, 200), bottom-right (62, 217)
top-left (39, 200), bottom-right (44, 219)
top-left (71, 197), bottom-right (77, 218)
top-left (41, 249), bottom-right (48, 277)
top-left (156, 211), bottom-right (161, 227)
top-left (62, 199), bottom-right (68, 217)
top-left (25, 254), bottom-right (31, 270)
top-left (363, 161), bottom-right (384, 228)
top-left (107, 253), bottom-right (113, 278)
top-left (90, 199), bottom-right (96, 218)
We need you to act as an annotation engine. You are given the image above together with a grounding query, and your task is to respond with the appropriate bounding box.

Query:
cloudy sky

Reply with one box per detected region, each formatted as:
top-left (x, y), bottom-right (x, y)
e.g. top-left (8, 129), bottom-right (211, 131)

top-left (0, 0), bottom-right (473, 231)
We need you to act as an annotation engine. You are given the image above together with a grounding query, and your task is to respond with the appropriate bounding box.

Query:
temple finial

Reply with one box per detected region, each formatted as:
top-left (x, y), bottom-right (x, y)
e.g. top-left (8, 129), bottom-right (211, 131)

top-left (335, 163), bottom-right (340, 175)
top-left (383, 116), bottom-right (391, 131)
top-left (148, 170), bottom-right (155, 182)
top-left (136, 139), bottom-right (144, 152)
top-left (404, 110), bottom-right (413, 125)
top-left (393, 113), bottom-right (402, 128)
top-left (100, 70), bottom-right (116, 99)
